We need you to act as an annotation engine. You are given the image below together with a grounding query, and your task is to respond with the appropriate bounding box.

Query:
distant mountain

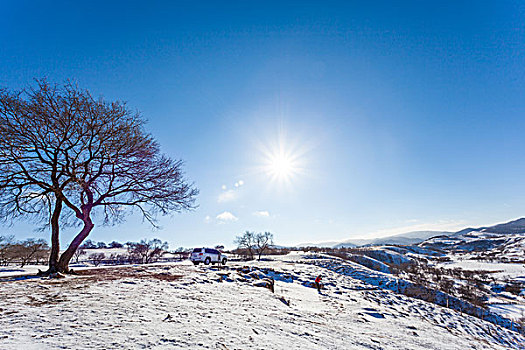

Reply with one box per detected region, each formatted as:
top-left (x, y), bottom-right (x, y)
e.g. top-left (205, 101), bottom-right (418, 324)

top-left (451, 217), bottom-right (525, 237)
top-left (419, 217), bottom-right (525, 255)
top-left (295, 241), bottom-right (344, 248)
top-left (297, 231), bottom-right (450, 248)
top-left (334, 231), bottom-right (451, 248)
top-left (481, 217), bottom-right (525, 234)
top-left (297, 218), bottom-right (525, 250)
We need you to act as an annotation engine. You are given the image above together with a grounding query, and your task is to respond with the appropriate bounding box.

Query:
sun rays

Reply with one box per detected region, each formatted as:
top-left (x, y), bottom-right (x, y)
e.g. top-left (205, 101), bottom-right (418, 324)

top-left (258, 128), bottom-right (308, 187)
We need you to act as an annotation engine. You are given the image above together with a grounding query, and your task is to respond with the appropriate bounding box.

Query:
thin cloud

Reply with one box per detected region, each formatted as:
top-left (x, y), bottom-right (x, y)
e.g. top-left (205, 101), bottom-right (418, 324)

top-left (218, 180), bottom-right (244, 202)
top-left (253, 210), bottom-right (270, 218)
top-left (216, 211), bottom-right (238, 222)
top-left (218, 189), bottom-right (236, 203)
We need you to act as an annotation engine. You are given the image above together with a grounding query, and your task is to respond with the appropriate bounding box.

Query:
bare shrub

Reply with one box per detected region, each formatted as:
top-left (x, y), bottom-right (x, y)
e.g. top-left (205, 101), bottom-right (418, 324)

top-left (505, 281), bottom-right (524, 296)
top-left (89, 253), bottom-right (105, 267)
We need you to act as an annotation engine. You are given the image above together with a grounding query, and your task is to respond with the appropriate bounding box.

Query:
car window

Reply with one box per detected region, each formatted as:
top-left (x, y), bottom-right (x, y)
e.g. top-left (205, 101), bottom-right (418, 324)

top-left (192, 248), bottom-right (202, 253)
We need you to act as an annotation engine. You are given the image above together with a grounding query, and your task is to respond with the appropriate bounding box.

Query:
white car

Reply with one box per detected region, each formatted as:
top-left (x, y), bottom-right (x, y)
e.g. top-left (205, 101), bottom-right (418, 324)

top-left (190, 248), bottom-right (227, 265)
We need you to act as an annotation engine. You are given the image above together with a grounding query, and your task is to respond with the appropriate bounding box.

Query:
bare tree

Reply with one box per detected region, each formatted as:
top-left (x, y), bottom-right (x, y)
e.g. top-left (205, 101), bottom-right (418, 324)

top-left (72, 248), bottom-right (86, 264)
top-left (0, 236), bottom-right (48, 266)
top-left (0, 235), bottom-right (15, 266)
top-left (127, 239), bottom-right (168, 264)
top-left (0, 82), bottom-right (70, 272)
top-left (0, 80), bottom-right (198, 274)
top-left (15, 238), bottom-right (49, 267)
top-left (234, 231), bottom-right (255, 260)
top-left (254, 232), bottom-right (274, 261)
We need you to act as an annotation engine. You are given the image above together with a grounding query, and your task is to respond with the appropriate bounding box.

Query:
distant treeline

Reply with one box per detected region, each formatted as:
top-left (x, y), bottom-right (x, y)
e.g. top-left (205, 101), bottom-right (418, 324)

top-left (0, 236), bottom-right (191, 267)
top-left (0, 235), bottom-right (49, 267)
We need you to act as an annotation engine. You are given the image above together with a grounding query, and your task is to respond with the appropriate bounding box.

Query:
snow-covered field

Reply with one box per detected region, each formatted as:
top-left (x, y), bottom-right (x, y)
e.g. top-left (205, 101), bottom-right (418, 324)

top-left (1, 253), bottom-right (524, 349)
top-left (438, 259), bottom-right (525, 281)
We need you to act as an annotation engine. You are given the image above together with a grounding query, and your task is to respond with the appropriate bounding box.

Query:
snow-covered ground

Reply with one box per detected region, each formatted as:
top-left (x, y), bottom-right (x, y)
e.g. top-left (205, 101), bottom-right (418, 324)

top-left (438, 258), bottom-right (525, 280)
top-left (0, 265), bottom-right (47, 278)
top-left (1, 254), bottom-right (524, 349)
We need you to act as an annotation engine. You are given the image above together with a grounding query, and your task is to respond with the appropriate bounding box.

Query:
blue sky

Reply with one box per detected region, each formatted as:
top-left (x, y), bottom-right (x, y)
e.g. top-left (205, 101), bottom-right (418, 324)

top-left (1, 1), bottom-right (525, 248)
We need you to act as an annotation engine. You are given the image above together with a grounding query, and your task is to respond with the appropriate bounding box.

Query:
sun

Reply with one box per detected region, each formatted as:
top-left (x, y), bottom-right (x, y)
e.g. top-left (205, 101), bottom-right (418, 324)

top-left (261, 140), bottom-right (303, 184)
top-left (267, 152), bottom-right (295, 180)
top-left (254, 124), bottom-right (309, 187)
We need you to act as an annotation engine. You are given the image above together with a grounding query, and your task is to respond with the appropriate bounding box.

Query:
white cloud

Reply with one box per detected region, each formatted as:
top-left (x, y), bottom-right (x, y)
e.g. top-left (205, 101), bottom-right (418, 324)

top-left (216, 211), bottom-right (238, 222)
top-left (204, 215), bottom-right (211, 223)
top-left (221, 185), bottom-right (227, 190)
top-left (218, 189), bottom-right (236, 203)
top-left (253, 210), bottom-right (270, 218)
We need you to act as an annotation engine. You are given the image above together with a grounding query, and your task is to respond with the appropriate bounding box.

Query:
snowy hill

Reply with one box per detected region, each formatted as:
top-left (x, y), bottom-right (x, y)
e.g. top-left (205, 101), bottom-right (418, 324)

top-left (318, 219), bottom-right (525, 328)
top-left (417, 218), bottom-right (525, 260)
top-left (299, 218), bottom-right (525, 250)
top-left (481, 218), bottom-right (525, 235)
top-left (0, 255), bottom-right (524, 349)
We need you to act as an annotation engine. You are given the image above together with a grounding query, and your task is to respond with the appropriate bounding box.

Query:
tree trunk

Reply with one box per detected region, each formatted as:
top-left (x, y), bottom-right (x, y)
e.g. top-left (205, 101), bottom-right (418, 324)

top-left (47, 198), bottom-right (63, 274)
top-left (56, 216), bottom-right (94, 273)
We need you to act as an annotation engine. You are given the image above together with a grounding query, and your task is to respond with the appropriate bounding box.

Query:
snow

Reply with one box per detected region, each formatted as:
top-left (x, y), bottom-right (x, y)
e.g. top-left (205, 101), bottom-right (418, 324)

top-left (0, 255), bottom-right (524, 349)
top-left (438, 259), bottom-right (525, 280)
top-left (0, 265), bottom-right (48, 278)
top-left (489, 303), bottom-right (525, 321)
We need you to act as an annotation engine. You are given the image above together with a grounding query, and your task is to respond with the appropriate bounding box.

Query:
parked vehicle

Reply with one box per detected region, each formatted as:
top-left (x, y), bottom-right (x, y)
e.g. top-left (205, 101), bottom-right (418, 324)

top-left (190, 248), bottom-right (227, 265)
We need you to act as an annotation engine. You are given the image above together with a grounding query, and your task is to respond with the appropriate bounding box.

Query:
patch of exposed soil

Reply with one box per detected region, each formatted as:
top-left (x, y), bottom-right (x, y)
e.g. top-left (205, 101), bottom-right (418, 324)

top-left (74, 266), bottom-right (183, 282)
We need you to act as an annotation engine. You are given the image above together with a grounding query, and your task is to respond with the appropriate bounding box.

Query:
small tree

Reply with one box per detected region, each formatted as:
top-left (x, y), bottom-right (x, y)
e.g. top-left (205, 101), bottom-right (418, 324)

top-left (96, 242), bottom-right (107, 249)
top-left (0, 235), bottom-right (15, 266)
top-left (72, 248), bottom-right (86, 264)
top-left (234, 231), bottom-right (255, 260)
top-left (127, 239), bottom-right (168, 264)
top-left (439, 278), bottom-right (455, 294)
top-left (254, 232), bottom-right (274, 261)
